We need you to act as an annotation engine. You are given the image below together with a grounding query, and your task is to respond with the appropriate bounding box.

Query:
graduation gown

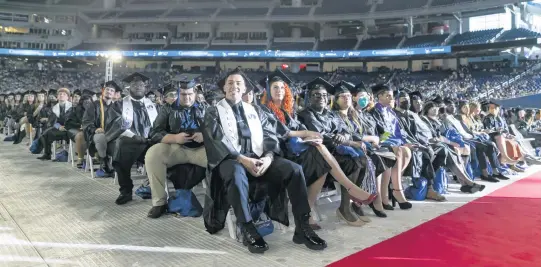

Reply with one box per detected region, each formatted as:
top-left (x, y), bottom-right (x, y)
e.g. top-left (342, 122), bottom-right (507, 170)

top-left (104, 97), bottom-right (157, 164)
top-left (149, 103), bottom-right (206, 146)
top-left (82, 99), bottom-right (114, 146)
top-left (264, 106), bottom-right (331, 187)
top-left (483, 114), bottom-right (508, 139)
top-left (297, 107), bottom-right (361, 177)
top-left (333, 110), bottom-right (395, 178)
top-left (202, 102), bottom-right (288, 234)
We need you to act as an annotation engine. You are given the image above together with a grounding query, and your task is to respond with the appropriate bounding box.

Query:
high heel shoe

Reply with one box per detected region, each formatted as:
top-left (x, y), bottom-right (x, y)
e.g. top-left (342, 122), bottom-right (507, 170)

top-left (391, 189), bottom-right (412, 210)
top-left (368, 203), bottom-right (387, 218)
top-left (347, 188), bottom-right (378, 205)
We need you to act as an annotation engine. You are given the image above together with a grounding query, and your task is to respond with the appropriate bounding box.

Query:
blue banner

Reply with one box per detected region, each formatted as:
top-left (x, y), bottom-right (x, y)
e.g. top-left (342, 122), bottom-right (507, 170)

top-left (0, 46), bottom-right (451, 58)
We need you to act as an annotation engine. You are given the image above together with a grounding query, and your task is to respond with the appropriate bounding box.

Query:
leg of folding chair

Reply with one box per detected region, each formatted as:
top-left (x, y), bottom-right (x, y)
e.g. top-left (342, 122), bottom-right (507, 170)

top-left (52, 141), bottom-right (56, 158)
top-left (69, 140), bottom-right (75, 167)
top-left (28, 127), bottom-right (33, 147)
top-left (88, 151), bottom-right (95, 178)
top-left (226, 208), bottom-right (237, 239)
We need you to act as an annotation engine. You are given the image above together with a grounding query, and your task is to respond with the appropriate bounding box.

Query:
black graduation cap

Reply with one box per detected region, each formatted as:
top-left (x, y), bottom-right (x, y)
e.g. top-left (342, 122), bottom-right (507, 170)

top-left (172, 73), bottom-right (200, 89)
top-left (73, 89), bottom-right (81, 96)
top-left (329, 81), bottom-right (355, 96)
top-left (350, 81), bottom-right (371, 95)
top-left (443, 97), bottom-right (455, 105)
top-left (217, 68), bottom-right (256, 93)
top-left (82, 89), bottom-right (95, 96)
top-left (371, 84), bottom-right (392, 97)
top-left (258, 69), bottom-right (294, 90)
top-left (36, 89), bottom-right (48, 94)
top-left (7, 92), bottom-right (15, 96)
top-left (300, 77), bottom-right (334, 93)
top-left (431, 95), bottom-right (444, 104)
top-left (48, 89), bottom-right (57, 95)
top-left (146, 90), bottom-right (157, 97)
top-left (101, 80), bottom-right (122, 92)
top-left (485, 100), bottom-right (500, 107)
top-left (122, 72), bottom-right (150, 83)
top-left (161, 83), bottom-right (175, 95)
top-left (409, 91), bottom-right (423, 100)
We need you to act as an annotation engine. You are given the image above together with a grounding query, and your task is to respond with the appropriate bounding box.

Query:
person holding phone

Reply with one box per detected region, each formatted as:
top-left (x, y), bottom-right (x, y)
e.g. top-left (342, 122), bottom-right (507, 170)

top-left (145, 74), bottom-right (208, 218)
top-left (260, 72), bottom-right (377, 229)
top-left (202, 68), bottom-right (327, 254)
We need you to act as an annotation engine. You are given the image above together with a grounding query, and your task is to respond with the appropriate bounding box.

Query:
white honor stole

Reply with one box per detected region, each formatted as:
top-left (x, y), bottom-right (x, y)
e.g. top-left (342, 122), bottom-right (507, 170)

top-left (120, 96), bottom-right (158, 138)
top-left (216, 99), bottom-right (264, 157)
top-left (52, 101), bottom-right (72, 118)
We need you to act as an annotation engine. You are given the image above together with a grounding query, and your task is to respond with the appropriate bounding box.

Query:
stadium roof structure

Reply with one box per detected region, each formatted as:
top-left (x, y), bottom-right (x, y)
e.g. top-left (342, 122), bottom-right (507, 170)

top-left (0, 0), bottom-right (523, 24)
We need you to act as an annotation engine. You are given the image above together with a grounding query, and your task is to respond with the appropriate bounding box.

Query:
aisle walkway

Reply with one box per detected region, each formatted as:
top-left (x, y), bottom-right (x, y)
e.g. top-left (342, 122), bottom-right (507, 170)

top-left (0, 141), bottom-right (538, 267)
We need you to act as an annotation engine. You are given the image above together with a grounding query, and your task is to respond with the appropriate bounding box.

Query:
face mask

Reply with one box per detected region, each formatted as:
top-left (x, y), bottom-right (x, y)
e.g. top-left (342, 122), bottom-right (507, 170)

top-left (357, 97), bottom-right (369, 109)
top-left (399, 101), bottom-right (410, 111)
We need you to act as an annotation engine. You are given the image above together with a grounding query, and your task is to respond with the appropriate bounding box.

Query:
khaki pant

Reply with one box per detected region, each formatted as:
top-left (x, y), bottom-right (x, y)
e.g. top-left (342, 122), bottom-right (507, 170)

top-left (145, 143), bottom-right (207, 206)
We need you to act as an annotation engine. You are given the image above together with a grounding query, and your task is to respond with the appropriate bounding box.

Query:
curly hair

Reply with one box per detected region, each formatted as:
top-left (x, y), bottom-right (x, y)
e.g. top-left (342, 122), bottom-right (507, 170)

top-left (261, 81), bottom-right (294, 124)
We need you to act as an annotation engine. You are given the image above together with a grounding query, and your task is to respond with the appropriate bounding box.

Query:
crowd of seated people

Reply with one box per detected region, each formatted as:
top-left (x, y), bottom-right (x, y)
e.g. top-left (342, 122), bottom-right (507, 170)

top-left (2, 66), bottom-right (541, 255)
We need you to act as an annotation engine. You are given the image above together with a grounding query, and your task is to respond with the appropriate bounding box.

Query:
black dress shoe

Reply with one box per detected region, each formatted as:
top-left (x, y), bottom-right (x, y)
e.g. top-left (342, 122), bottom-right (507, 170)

top-left (480, 175), bottom-right (499, 183)
top-left (460, 185), bottom-right (480, 193)
top-left (115, 193), bottom-right (133, 205)
top-left (37, 154), bottom-right (51, 160)
top-left (147, 205), bottom-right (167, 218)
top-left (293, 214), bottom-right (327, 251)
top-left (241, 222), bottom-right (269, 254)
top-left (493, 173), bottom-right (510, 180)
top-left (474, 183), bottom-right (486, 191)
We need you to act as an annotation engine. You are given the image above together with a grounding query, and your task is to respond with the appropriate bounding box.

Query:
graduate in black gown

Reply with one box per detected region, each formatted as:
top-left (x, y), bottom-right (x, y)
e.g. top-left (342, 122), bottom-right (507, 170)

top-left (82, 82), bottom-right (119, 177)
top-left (105, 73), bottom-right (159, 205)
top-left (145, 74), bottom-right (207, 218)
top-left (367, 84), bottom-right (413, 210)
top-left (259, 71), bottom-right (377, 228)
top-left (297, 78), bottom-right (378, 226)
top-left (202, 68), bottom-right (327, 254)
top-left (37, 87), bottom-right (73, 160)
top-left (482, 101), bottom-right (524, 165)
top-left (394, 91), bottom-right (447, 201)
top-left (402, 92), bottom-right (486, 194)
top-left (65, 95), bottom-right (93, 168)
top-left (13, 91), bottom-right (36, 144)
top-left (330, 81), bottom-right (397, 218)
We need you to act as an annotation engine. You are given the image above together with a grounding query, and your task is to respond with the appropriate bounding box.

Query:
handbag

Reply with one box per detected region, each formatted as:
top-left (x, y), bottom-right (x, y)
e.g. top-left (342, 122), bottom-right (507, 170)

top-left (405, 177), bottom-right (428, 201)
top-left (135, 184), bottom-right (152, 199)
top-left (167, 189), bottom-right (203, 217)
top-left (55, 150), bottom-right (68, 162)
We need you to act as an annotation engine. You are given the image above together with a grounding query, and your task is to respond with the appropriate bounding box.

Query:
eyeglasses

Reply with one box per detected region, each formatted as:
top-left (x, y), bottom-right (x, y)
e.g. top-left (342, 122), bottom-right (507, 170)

top-left (312, 93), bottom-right (328, 98)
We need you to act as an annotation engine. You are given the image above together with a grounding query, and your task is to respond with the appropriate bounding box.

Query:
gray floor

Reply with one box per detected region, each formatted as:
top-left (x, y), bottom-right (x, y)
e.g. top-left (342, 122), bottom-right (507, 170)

top-left (1, 140), bottom-right (538, 267)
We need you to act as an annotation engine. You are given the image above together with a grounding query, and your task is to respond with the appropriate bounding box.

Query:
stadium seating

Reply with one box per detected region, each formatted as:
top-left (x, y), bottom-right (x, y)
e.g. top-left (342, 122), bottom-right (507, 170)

top-left (376, 0), bottom-right (427, 12)
top-left (448, 28), bottom-right (502, 46)
top-left (314, 0), bottom-right (371, 15)
top-left (318, 39), bottom-right (358, 51)
top-left (271, 42), bottom-right (314, 50)
top-left (357, 36), bottom-right (403, 50)
top-left (217, 8), bottom-right (269, 17)
top-left (272, 8), bottom-right (311, 16)
top-left (401, 34), bottom-right (449, 48)
top-left (497, 28), bottom-right (541, 42)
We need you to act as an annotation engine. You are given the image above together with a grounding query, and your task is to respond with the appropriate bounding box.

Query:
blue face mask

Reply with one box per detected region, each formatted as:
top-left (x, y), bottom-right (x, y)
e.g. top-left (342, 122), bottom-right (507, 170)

top-left (358, 97), bottom-right (369, 109)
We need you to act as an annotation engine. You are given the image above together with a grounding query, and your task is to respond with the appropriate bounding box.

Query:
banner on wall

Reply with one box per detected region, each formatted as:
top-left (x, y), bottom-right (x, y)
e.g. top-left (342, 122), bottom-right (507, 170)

top-left (0, 46), bottom-right (452, 59)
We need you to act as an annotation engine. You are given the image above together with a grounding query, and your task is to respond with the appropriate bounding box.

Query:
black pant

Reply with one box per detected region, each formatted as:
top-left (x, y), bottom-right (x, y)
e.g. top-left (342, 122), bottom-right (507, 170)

top-left (40, 127), bottom-right (69, 156)
top-left (470, 140), bottom-right (500, 170)
top-left (217, 156), bottom-right (310, 223)
top-left (112, 136), bottom-right (150, 194)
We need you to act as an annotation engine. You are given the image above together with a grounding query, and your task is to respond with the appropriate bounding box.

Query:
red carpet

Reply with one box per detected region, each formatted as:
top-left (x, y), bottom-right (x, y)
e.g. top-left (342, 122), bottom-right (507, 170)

top-left (329, 172), bottom-right (541, 267)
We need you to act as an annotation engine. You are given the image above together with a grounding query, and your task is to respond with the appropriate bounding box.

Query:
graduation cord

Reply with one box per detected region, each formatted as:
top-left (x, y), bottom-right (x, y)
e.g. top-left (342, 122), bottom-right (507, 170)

top-left (99, 87), bottom-right (105, 129)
